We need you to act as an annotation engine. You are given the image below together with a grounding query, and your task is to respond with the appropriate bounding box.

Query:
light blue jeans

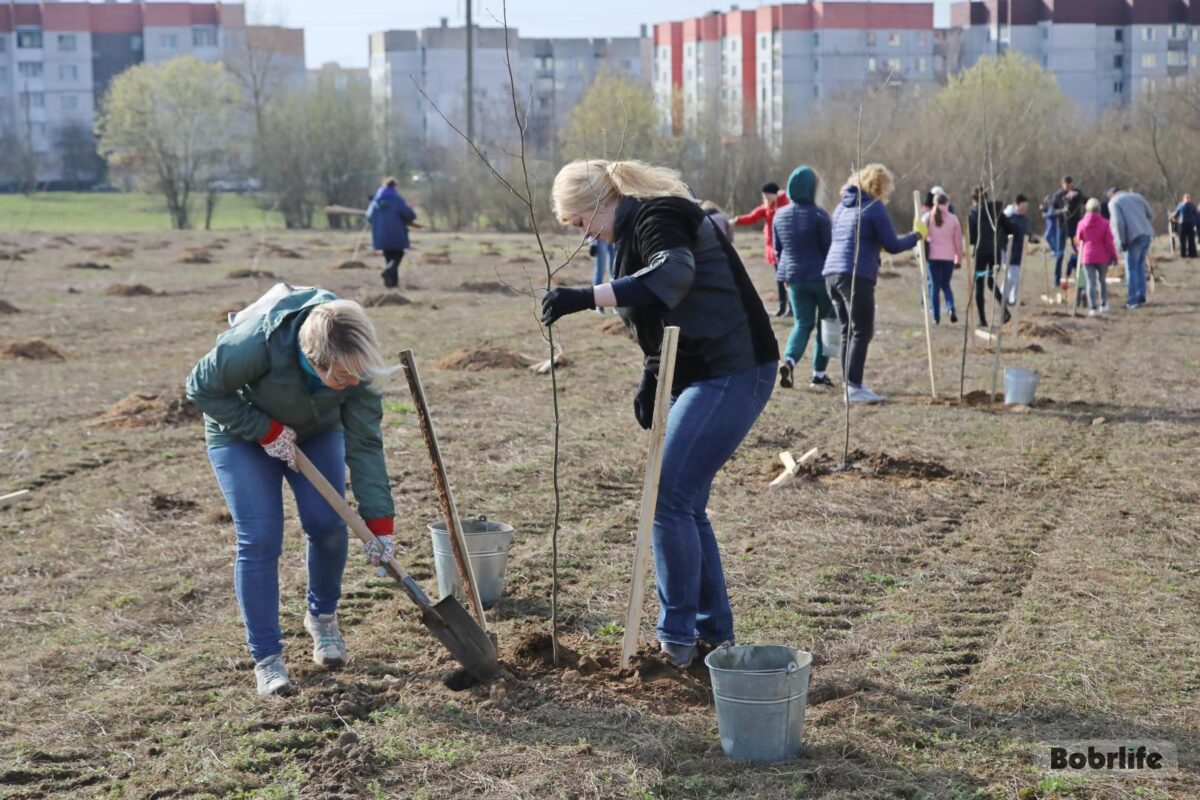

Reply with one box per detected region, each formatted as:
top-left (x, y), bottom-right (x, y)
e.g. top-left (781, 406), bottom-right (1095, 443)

top-left (653, 363), bottom-right (775, 646)
top-left (593, 241), bottom-right (615, 285)
top-left (208, 430), bottom-right (349, 662)
top-left (1124, 234), bottom-right (1150, 305)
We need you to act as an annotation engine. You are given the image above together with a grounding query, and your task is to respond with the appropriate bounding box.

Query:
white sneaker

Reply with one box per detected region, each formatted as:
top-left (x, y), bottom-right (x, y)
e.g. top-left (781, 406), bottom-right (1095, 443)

top-left (846, 384), bottom-right (885, 404)
top-left (1100, 304), bottom-right (1110, 314)
top-left (254, 653), bottom-right (296, 696)
top-left (304, 612), bottom-right (347, 668)
top-left (1088, 309), bottom-right (1098, 317)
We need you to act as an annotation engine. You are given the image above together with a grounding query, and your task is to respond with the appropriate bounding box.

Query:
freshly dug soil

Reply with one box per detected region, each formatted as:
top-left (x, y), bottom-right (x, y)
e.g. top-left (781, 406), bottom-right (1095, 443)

top-left (87, 389), bottom-right (202, 429)
top-left (0, 299), bottom-right (19, 314)
top-left (65, 262), bottom-right (111, 270)
top-left (358, 292), bottom-right (412, 308)
top-left (1018, 320), bottom-right (1071, 342)
top-left (421, 253), bottom-right (452, 265)
top-left (433, 346), bottom-right (527, 371)
top-left (851, 449), bottom-right (953, 480)
top-left (226, 269), bottom-right (276, 279)
top-left (0, 339), bottom-right (65, 360)
top-left (459, 280), bottom-right (519, 295)
top-left (330, 260), bottom-right (367, 270)
top-left (179, 249), bottom-right (213, 264)
top-left (505, 255), bottom-right (535, 264)
top-left (265, 245), bottom-right (303, 259)
top-left (101, 247), bottom-right (134, 259)
top-left (104, 284), bottom-right (158, 297)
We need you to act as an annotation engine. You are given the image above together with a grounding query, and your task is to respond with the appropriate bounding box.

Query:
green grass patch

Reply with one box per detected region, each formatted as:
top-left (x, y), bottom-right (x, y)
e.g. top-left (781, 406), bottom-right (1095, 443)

top-left (0, 192), bottom-right (293, 232)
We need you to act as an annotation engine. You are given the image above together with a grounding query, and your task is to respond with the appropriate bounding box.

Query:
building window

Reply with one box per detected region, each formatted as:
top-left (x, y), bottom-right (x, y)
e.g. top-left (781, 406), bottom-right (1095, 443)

top-left (57, 34), bottom-right (77, 52)
top-left (0, 38), bottom-right (6, 53)
top-left (1114, 54), bottom-right (1123, 69)
top-left (1114, 81), bottom-right (1123, 94)
top-left (760, 35), bottom-right (767, 50)
top-left (1042, 26), bottom-right (1049, 40)
top-left (888, 32), bottom-right (902, 47)
top-left (61, 94), bottom-right (78, 110)
top-left (132, 35), bottom-right (142, 51)
top-left (732, 38), bottom-right (738, 51)
top-left (1115, 28), bottom-right (1124, 43)
top-left (59, 64), bottom-right (79, 81)
top-left (17, 30), bottom-right (43, 49)
top-left (1169, 23), bottom-right (1185, 40)
top-left (1193, 54), bottom-right (1199, 68)
top-left (18, 61), bottom-right (43, 78)
top-left (918, 31), bottom-right (927, 46)
top-left (1142, 77), bottom-right (1155, 93)
top-left (813, 32), bottom-right (820, 47)
top-left (866, 31), bottom-right (876, 46)
top-left (192, 27), bottom-right (218, 48)
top-left (731, 64), bottom-right (737, 77)
top-left (19, 91), bottom-right (45, 109)
top-left (0, 66), bottom-right (7, 82)
top-left (887, 58), bottom-right (901, 72)
top-left (1141, 53), bottom-right (1157, 68)
top-left (761, 86), bottom-right (766, 102)
top-left (917, 57), bottom-right (927, 72)
top-left (1167, 50), bottom-right (1186, 67)
top-left (867, 56), bottom-right (877, 72)
top-left (1141, 26), bottom-right (1154, 42)
top-left (1042, 54), bottom-right (1048, 67)
top-left (161, 33), bottom-right (178, 50)
top-left (813, 85), bottom-right (819, 98)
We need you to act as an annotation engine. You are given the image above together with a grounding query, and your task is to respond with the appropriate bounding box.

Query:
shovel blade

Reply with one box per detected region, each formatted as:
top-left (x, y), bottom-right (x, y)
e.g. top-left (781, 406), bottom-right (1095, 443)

top-left (392, 572), bottom-right (501, 683)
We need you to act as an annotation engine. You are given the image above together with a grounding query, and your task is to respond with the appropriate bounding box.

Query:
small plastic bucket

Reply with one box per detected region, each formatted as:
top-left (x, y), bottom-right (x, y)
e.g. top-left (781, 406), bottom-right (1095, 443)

top-left (705, 645), bottom-right (812, 762)
top-left (820, 317), bottom-right (842, 356)
top-left (428, 517), bottom-right (515, 609)
top-left (1004, 367), bottom-right (1039, 406)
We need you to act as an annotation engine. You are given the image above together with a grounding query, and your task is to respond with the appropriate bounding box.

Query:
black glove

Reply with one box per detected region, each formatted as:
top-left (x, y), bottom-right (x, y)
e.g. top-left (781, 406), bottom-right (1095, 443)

top-left (588, 243), bottom-right (598, 257)
top-left (541, 287), bottom-right (595, 325)
top-left (633, 369), bottom-right (657, 430)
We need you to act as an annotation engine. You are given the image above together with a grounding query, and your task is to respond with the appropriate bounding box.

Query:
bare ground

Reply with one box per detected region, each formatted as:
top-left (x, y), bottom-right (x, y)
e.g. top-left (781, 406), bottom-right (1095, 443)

top-left (0, 230), bottom-right (1197, 799)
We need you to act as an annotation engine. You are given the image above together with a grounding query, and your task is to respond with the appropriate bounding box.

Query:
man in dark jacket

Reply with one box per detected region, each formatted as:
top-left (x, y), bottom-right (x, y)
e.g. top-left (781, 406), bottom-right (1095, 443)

top-left (1174, 194), bottom-right (1197, 259)
top-left (969, 188), bottom-right (1016, 328)
top-left (1050, 176), bottom-right (1085, 289)
top-left (366, 178), bottom-right (417, 289)
top-left (1002, 194), bottom-right (1039, 306)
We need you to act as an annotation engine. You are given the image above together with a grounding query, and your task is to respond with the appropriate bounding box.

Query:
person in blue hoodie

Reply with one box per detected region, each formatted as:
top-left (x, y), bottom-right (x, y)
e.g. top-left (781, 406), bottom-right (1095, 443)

top-left (772, 166), bottom-right (834, 389)
top-left (365, 177), bottom-right (417, 289)
top-left (822, 164), bottom-right (923, 404)
top-left (1174, 193), bottom-right (1197, 259)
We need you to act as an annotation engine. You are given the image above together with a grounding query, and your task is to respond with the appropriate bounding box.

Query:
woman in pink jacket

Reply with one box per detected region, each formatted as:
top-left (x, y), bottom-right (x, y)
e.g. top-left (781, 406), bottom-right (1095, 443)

top-left (921, 193), bottom-right (963, 324)
top-left (1075, 198), bottom-right (1118, 315)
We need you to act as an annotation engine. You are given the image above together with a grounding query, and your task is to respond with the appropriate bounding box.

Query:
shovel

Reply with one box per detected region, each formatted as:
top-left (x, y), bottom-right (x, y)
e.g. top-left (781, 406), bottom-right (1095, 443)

top-left (293, 449), bottom-right (500, 684)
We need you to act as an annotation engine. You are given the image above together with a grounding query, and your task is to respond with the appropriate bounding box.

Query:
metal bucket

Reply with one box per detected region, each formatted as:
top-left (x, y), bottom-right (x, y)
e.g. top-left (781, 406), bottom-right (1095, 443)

top-left (428, 517), bottom-right (515, 609)
top-left (820, 317), bottom-right (842, 357)
top-left (1004, 367), bottom-right (1039, 406)
top-left (705, 645), bottom-right (812, 762)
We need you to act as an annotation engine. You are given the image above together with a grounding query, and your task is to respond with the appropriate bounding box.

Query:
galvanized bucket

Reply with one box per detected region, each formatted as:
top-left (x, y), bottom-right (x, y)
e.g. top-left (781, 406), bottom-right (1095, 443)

top-left (705, 645), bottom-right (812, 762)
top-left (820, 317), bottom-right (842, 357)
top-left (1004, 367), bottom-right (1039, 406)
top-left (428, 517), bottom-right (515, 609)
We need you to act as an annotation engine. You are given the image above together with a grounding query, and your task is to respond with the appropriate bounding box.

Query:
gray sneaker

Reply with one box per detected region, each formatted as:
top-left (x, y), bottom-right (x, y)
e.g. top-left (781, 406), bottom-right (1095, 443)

top-left (254, 653), bottom-right (296, 696)
top-left (304, 611), bottom-right (347, 668)
top-left (659, 641), bottom-right (697, 668)
top-left (846, 384), bottom-right (885, 404)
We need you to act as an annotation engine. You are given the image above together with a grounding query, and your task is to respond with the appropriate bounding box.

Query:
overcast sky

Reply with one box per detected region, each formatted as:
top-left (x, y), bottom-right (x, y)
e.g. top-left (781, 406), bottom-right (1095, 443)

top-left (256, 0), bottom-right (955, 69)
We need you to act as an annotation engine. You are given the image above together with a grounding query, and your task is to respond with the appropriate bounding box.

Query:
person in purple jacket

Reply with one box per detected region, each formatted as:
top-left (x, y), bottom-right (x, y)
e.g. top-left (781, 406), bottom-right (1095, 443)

top-left (822, 164), bottom-right (923, 404)
top-left (365, 177), bottom-right (417, 289)
top-left (772, 166), bottom-right (834, 389)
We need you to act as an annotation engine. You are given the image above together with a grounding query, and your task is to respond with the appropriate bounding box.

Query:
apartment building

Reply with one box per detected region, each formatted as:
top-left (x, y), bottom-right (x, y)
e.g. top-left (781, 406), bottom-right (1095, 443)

top-left (0, 2), bottom-right (305, 184)
top-left (654, 2), bottom-right (936, 147)
top-left (951, 0), bottom-right (1200, 116)
top-left (370, 20), bottom-right (651, 156)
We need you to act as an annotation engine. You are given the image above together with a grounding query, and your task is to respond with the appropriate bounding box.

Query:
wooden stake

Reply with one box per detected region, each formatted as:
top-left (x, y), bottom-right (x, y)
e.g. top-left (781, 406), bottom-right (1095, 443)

top-left (913, 191), bottom-right (937, 399)
top-left (620, 326), bottom-right (680, 670)
top-left (400, 349), bottom-right (488, 632)
top-left (0, 489), bottom-right (30, 509)
top-left (769, 447), bottom-right (819, 489)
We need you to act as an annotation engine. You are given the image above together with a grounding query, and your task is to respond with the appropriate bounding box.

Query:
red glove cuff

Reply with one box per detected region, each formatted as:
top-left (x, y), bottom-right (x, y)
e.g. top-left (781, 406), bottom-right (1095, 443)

top-left (365, 518), bottom-right (394, 536)
top-left (259, 419), bottom-right (286, 445)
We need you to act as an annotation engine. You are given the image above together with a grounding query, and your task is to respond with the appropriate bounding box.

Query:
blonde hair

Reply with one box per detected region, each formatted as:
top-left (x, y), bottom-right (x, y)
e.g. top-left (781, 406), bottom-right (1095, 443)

top-left (1085, 198), bottom-right (1101, 213)
top-left (844, 163), bottom-right (895, 204)
top-left (299, 300), bottom-right (395, 386)
top-left (551, 159), bottom-right (695, 224)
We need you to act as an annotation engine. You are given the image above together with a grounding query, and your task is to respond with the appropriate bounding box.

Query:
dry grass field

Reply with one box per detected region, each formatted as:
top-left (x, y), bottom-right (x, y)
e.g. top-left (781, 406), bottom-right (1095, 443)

top-left (0, 227), bottom-right (1197, 799)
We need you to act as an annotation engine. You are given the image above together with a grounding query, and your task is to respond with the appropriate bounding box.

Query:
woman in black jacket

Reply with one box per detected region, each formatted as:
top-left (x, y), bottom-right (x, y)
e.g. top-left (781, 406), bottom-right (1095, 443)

top-left (968, 187), bottom-right (1016, 329)
top-left (541, 159), bottom-right (779, 667)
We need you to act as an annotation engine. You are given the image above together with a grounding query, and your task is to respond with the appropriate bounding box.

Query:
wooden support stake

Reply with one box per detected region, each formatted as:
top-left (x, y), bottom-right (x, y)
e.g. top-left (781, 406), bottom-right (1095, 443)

top-left (913, 191), bottom-right (937, 398)
top-left (0, 489), bottom-right (30, 509)
top-left (769, 447), bottom-right (819, 489)
top-left (400, 349), bottom-right (488, 632)
top-left (620, 326), bottom-right (680, 670)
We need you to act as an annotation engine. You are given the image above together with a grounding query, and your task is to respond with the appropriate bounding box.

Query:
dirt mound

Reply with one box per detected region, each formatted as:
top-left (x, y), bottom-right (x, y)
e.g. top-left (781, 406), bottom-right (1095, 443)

top-left (459, 280), bottom-right (519, 295)
top-left (433, 346), bottom-right (527, 371)
top-left (0, 339), bottom-right (65, 360)
top-left (513, 632), bottom-right (582, 671)
top-left (329, 260), bottom-right (367, 270)
top-left (226, 269), bottom-right (276, 279)
top-left (179, 249), bottom-right (213, 264)
top-left (505, 254), bottom-right (535, 264)
top-left (101, 247), bottom-right (133, 259)
top-left (596, 316), bottom-right (633, 338)
top-left (850, 450), bottom-right (953, 480)
top-left (0, 299), bottom-right (19, 314)
top-left (358, 292), bottom-right (411, 308)
top-left (87, 389), bottom-right (201, 429)
top-left (480, 248), bottom-right (503, 257)
top-left (149, 492), bottom-right (199, 516)
top-left (104, 284), bottom-right (158, 297)
top-left (65, 262), bottom-right (111, 270)
top-left (421, 252), bottom-right (452, 265)
top-left (265, 244), bottom-right (303, 259)
top-left (1018, 320), bottom-right (1071, 342)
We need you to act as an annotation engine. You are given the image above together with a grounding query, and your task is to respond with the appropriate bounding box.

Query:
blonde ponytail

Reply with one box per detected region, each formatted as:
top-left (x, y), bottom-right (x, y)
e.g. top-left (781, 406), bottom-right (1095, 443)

top-left (552, 159), bottom-right (695, 223)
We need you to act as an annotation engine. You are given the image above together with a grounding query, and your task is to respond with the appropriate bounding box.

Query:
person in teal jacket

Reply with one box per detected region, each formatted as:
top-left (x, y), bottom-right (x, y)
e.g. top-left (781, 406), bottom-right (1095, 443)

top-left (186, 287), bottom-right (397, 696)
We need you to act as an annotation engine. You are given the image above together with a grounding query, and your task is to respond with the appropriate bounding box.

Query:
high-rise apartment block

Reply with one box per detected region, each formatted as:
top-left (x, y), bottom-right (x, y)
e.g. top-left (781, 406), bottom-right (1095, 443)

top-left (0, 2), bottom-right (305, 184)
top-left (370, 19), bottom-right (651, 156)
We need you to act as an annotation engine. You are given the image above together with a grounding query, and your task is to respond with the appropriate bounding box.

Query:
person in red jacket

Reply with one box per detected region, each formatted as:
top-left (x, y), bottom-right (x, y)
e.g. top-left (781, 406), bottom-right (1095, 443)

top-left (734, 182), bottom-right (791, 317)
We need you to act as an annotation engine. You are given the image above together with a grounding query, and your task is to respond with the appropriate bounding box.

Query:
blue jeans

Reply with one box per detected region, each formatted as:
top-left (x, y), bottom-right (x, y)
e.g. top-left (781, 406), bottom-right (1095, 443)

top-left (1055, 231), bottom-right (1076, 285)
top-left (593, 241), bottom-right (615, 285)
top-left (653, 363), bottom-right (775, 646)
top-left (927, 259), bottom-right (956, 322)
top-left (1124, 234), bottom-right (1150, 305)
top-left (208, 430), bottom-right (349, 662)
